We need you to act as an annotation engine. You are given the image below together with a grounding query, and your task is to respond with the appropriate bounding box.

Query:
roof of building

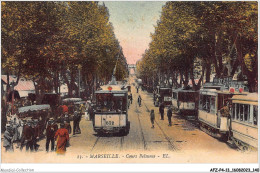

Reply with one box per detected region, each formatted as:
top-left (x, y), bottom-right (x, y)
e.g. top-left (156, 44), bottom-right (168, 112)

top-left (2, 75), bottom-right (35, 91)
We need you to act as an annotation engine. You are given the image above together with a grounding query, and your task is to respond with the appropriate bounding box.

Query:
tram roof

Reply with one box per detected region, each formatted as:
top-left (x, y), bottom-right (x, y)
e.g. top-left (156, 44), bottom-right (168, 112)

top-left (231, 93), bottom-right (258, 103)
top-left (200, 88), bottom-right (245, 95)
top-left (62, 98), bottom-right (82, 102)
top-left (172, 88), bottom-right (183, 92)
top-left (95, 85), bottom-right (128, 94)
top-left (172, 88), bottom-right (197, 93)
top-left (18, 104), bottom-right (51, 113)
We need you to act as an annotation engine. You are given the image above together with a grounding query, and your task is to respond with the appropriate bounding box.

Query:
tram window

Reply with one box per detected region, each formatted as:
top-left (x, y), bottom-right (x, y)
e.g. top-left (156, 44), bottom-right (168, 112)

top-left (244, 105), bottom-right (248, 122)
top-left (206, 95), bottom-right (210, 112)
top-left (236, 103), bottom-right (239, 120)
top-left (232, 104), bottom-right (235, 119)
top-left (248, 105), bottom-right (251, 123)
top-left (253, 106), bottom-right (258, 125)
top-left (210, 96), bottom-right (216, 114)
top-left (199, 95), bottom-right (203, 109)
top-left (173, 92), bottom-right (177, 100)
top-left (240, 104), bottom-right (244, 121)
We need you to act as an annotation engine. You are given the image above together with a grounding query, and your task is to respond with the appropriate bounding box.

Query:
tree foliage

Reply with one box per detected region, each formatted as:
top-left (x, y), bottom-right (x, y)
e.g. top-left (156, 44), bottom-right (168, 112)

top-left (2, 1), bottom-right (128, 99)
top-left (137, 1), bottom-right (257, 92)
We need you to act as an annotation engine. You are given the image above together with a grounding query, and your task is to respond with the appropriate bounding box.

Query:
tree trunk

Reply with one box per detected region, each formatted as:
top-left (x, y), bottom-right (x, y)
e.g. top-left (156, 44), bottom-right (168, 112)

top-left (205, 62), bottom-right (211, 82)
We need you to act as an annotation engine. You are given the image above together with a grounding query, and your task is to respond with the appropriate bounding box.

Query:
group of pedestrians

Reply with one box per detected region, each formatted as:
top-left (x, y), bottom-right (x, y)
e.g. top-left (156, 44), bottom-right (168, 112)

top-left (3, 117), bottom-right (41, 152)
top-left (149, 102), bottom-right (173, 128)
top-left (3, 103), bottom-right (88, 155)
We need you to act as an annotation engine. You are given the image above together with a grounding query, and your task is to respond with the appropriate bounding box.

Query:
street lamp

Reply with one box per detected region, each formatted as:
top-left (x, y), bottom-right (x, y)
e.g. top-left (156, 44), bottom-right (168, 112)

top-left (10, 80), bottom-right (16, 115)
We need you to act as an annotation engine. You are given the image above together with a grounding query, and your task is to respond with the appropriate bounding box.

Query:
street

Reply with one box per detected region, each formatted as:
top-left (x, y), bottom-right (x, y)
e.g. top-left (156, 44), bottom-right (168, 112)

top-left (1, 76), bottom-right (257, 163)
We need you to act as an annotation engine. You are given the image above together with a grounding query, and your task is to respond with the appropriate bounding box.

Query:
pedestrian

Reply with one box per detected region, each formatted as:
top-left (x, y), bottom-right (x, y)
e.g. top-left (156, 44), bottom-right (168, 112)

top-left (12, 117), bottom-right (19, 142)
top-left (76, 110), bottom-right (82, 134)
top-left (46, 118), bottom-right (58, 152)
top-left (79, 103), bottom-right (86, 116)
top-left (128, 98), bottom-right (130, 109)
top-left (22, 120), bottom-right (34, 152)
top-left (88, 105), bottom-right (93, 121)
top-left (3, 124), bottom-right (14, 152)
top-left (73, 110), bottom-right (80, 135)
top-left (55, 123), bottom-right (69, 155)
top-left (32, 119), bottom-right (40, 151)
top-left (19, 121), bottom-right (27, 151)
top-left (130, 93), bottom-right (133, 104)
top-left (167, 107), bottom-right (173, 126)
top-left (150, 109), bottom-right (155, 128)
top-left (64, 113), bottom-right (71, 134)
top-left (137, 95), bottom-right (142, 107)
top-left (17, 120), bottom-right (24, 141)
top-left (159, 102), bottom-right (165, 120)
top-left (136, 86), bottom-right (139, 93)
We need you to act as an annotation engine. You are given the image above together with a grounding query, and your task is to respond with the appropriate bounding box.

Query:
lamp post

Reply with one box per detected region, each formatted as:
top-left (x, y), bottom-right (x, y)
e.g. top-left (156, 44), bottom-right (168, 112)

top-left (10, 80), bottom-right (15, 115)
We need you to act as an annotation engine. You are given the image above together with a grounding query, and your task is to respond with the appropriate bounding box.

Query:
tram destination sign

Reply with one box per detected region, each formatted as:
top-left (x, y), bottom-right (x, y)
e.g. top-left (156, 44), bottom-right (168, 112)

top-left (212, 77), bottom-right (248, 91)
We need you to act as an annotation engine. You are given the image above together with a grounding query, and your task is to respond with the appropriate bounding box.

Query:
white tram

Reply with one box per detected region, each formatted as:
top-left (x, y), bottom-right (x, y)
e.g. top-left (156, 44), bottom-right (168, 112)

top-left (172, 88), bottom-right (199, 119)
top-left (93, 81), bottom-right (130, 135)
top-left (198, 88), bottom-right (244, 141)
top-left (231, 93), bottom-right (258, 149)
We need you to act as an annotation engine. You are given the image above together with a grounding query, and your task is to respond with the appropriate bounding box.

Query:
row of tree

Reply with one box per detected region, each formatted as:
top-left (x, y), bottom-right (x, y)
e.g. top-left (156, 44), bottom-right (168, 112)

top-left (136, 1), bottom-right (257, 92)
top-left (2, 1), bottom-right (128, 102)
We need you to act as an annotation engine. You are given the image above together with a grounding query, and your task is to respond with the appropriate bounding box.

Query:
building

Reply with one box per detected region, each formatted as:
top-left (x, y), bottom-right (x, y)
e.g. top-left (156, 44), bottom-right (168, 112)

top-left (1, 75), bottom-right (35, 98)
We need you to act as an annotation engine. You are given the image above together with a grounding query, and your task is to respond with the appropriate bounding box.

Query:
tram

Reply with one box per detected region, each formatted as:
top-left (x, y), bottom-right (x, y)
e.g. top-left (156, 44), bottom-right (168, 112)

top-left (173, 88), bottom-right (199, 119)
top-left (154, 85), bottom-right (172, 106)
top-left (93, 76), bottom-right (130, 135)
top-left (230, 93), bottom-right (258, 149)
top-left (198, 83), bottom-right (245, 141)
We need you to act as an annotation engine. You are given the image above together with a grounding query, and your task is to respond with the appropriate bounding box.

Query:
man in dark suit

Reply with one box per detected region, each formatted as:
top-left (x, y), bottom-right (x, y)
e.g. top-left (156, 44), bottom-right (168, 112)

top-left (159, 102), bottom-right (165, 120)
top-left (46, 118), bottom-right (58, 152)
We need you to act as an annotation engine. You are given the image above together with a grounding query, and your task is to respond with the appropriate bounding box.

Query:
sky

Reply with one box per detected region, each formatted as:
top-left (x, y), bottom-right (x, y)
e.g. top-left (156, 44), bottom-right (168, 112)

top-left (104, 1), bottom-right (166, 65)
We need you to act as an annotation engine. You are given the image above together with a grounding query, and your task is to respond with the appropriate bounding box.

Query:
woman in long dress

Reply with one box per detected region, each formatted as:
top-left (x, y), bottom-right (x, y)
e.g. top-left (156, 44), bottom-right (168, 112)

top-left (55, 123), bottom-right (69, 154)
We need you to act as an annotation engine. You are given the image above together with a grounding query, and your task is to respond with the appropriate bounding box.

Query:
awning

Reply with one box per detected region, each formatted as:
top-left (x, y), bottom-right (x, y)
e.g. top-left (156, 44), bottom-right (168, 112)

top-left (18, 90), bottom-right (35, 97)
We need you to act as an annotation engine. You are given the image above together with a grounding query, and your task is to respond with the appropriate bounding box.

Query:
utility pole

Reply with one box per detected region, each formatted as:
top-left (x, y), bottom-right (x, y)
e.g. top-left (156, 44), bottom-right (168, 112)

top-left (78, 68), bottom-right (80, 98)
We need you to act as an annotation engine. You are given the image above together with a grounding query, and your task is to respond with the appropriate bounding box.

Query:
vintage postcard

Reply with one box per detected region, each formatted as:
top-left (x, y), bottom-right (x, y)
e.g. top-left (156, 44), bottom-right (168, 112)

top-left (1, 1), bottom-right (258, 172)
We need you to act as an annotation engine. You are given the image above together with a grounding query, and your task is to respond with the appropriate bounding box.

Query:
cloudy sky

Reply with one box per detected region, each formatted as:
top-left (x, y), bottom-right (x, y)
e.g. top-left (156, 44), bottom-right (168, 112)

top-left (104, 1), bottom-right (166, 64)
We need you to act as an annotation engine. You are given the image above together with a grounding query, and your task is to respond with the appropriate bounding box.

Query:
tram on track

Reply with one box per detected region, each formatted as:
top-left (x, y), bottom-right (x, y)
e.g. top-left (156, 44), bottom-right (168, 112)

top-left (93, 75), bottom-right (130, 135)
top-left (198, 81), bottom-right (247, 141)
top-left (230, 93), bottom-right (258, 149)
top-left (154, 85), bottom-right (172, 106)
top-left (172, 88), bottom-right (199, 119)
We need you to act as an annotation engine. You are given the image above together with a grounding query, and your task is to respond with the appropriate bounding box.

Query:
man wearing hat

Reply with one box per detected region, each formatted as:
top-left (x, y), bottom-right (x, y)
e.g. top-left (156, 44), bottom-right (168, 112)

top-left (73, 110), bottom-right (79, 135)
top-left (22, 120), bottom-right (34, 151)
top-left (46, 118), bottom-right (58, 152)
top-left (3, 124), bottom-right (14, 152)
top-left (32, 119), bottom-right (40, 151)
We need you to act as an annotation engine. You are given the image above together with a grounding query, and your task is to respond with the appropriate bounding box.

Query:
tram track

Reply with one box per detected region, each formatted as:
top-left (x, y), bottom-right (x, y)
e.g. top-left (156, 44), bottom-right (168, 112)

top-left (120, 136), bottom-right (124, 150)
top-left (135, 102), bottom-right (147, 150)
top-left (90, 136), bottom-right (100, 152)
top-left (142, 101), bottom-right (178, 151)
